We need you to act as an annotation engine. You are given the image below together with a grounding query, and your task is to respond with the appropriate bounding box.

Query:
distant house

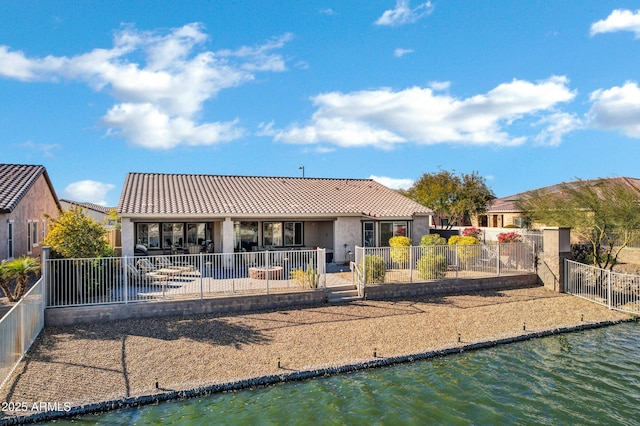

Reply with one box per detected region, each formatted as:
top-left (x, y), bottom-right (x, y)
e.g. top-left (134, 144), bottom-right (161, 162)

top-left (0, 164), bottom-right (61, 260)
top-left (479, 177), bottom-right (640, 228)
top-left (117, 173), bottom-right (433, 262)
top-left (59, 199), bottom-right (118, 230)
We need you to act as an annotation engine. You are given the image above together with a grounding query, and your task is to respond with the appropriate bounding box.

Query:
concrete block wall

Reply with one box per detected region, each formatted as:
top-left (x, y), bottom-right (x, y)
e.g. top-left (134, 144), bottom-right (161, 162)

top-left (364, 274), bottom-right (538, 300)
top-left (45, 291), bottom-right (327, 327)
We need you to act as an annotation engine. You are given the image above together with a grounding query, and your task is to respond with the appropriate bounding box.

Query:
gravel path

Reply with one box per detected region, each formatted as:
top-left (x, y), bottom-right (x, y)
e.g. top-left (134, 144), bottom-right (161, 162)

top-left (0, 286), bottom-right (631, 420)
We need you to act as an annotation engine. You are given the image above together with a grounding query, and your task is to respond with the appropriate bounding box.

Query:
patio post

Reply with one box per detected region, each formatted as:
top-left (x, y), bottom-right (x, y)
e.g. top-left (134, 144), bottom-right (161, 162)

top-left (199, 252), bottom-right (204, 299)
top-left (42, 247), bottom-right (49, 308)
top-left (123, 255), bottom-right (128, 304)
top-left (265, 250), bottom-right (270, 295)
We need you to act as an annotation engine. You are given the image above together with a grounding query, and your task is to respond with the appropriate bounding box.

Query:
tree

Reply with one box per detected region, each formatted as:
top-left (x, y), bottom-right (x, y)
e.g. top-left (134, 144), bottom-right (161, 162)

top-left (0, 257), bottom-right (41, 302)
top-left (517, 178), bottom-right (640, 270)
top-left (403, 170), bottom-right (495, 229)
top-left (43, 205), bottom-right (115, 259)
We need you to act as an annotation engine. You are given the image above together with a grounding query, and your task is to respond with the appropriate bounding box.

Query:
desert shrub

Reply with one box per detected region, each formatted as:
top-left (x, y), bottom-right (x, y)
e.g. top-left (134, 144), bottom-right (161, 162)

top-left (389, 236), bottom-right (412, 264)
top-left (420, 234), bottom-right (447, 246)
top-left (462, 227), bottom-right (482, 239)
top-left (448, 235), bottom-right (479, 245)
top-left (359, 255), bottom-right (386, 284)
top-left (497, 232), bottom-right (522, 243)
top-left (417, 249), bottom-right (447, 280)
top-left (448, 235), bottom-right (480, 268)
top-left (290, 259), bottom-right (320, 289)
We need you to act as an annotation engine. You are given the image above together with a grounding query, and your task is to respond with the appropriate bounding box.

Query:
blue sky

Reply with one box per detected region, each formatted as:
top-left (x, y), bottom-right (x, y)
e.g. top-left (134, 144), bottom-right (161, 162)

top-left (2, 1), bottom-right (640, 207)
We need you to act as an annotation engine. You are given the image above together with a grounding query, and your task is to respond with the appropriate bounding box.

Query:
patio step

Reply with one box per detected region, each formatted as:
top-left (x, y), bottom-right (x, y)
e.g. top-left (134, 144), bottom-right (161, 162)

top-left (326, 284), bottom-right (361, 303)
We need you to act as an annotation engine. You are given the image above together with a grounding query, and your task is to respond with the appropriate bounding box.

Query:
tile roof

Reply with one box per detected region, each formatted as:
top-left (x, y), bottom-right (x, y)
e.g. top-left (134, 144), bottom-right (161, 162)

top-left (118, 173), bottom-right (433, 218)
top-left (487, 177), bottom-right (640, 213)
top-left (0, 164), bottom-right (59, 213)
top-left (60, 199), bottom-right (114, 214)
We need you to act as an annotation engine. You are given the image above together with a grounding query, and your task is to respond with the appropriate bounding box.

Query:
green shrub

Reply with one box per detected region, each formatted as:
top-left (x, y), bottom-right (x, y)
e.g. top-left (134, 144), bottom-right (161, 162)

top-left (448, 235), bottom-right (480, 268)
top-left (448, 235), bottom-right (479, 245)
top-left (290, 259), bottom-right (320, 289)
top-left (420, 234), bottom-right (446, 246)
top-left (389, 236), bottom-right (411, 264)
top-left (417, 250), bottom-right (447, 280)
top-left (359, 255), bottom-right (386, 284)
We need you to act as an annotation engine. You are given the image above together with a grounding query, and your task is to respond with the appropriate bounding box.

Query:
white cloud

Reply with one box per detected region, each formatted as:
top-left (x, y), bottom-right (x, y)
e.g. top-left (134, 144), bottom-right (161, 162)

top-left (369, 175), bottom-right (414, 190)
top-left (0, 23), bottom-right (291, 150)
top-left (393, 48), bottom-right (414, 57)
top-left (429, 81), bottom-right (450, 91)
top-left (587, 82), bottom-right (640, 138)
top-left (590, 9), bottom-right (640, 37)
top-left (61, 180), bottom-right (116, 206)
top-left (534, 112), bottom-right (582, 146)
top-left (375, 1), bottom-right (434, 27)
top-left (102, 103), bottom-right (244, 149)
top-left (273, 76), bottom-right (576, 148)
top-left (17, 141), bottom-right (61, 158)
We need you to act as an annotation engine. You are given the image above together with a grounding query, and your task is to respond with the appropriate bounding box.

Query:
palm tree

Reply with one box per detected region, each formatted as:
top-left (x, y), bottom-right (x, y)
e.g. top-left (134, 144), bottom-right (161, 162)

top-left (1, 256), bottom-right (41, 302)
top-left (0, 260), bottom-right (16, 302)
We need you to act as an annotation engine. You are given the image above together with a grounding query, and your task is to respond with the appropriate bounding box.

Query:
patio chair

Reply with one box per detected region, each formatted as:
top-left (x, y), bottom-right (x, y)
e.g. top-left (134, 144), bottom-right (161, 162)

top-left (156, 256), bottom-right (198, 274)
top-left (126, 264), bottom-right (168, 284)
top-left (136, 258), bottom-right (159, 274)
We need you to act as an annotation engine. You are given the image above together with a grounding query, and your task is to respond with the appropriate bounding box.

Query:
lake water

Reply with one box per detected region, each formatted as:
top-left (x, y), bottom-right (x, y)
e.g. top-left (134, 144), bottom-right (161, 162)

top-left (54, 322), bottom-right (639, 425)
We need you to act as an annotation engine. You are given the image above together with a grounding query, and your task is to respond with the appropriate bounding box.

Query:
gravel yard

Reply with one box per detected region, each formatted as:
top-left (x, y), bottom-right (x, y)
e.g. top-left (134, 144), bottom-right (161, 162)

top-left (0, 286), bottom-right (631, 420)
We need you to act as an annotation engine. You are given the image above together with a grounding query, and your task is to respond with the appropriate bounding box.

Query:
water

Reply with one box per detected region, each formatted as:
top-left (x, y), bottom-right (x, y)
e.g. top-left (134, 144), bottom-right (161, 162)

top-left (53, 323), bottom-right (639, 425)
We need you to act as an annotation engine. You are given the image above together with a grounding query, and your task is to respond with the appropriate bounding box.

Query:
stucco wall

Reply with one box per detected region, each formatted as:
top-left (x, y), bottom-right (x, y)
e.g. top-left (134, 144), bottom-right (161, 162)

top-left (120, 218), bottom-right (135, 256)
top-left (0, 174), bottom-right (59, 260)
top-left (411, 216), bottom-right (431, 245)
top-left (304, 221), bottom-right (334, 250)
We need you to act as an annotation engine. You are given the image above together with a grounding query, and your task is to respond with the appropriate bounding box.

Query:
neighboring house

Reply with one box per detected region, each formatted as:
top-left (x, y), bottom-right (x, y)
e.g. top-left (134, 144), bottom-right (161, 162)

top-left (0, 164), bottom-right (61, 260)
top-left (59, 199), bottom-right (119, 230)
top-left (478, 177), bottom-right (640, 228)
top-left (117, 173), bottom-right (433, 262)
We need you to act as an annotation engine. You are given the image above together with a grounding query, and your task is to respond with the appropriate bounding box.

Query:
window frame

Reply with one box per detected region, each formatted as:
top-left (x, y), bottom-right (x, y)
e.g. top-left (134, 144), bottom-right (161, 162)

top-left (7, 220), bottom-right (14, 259)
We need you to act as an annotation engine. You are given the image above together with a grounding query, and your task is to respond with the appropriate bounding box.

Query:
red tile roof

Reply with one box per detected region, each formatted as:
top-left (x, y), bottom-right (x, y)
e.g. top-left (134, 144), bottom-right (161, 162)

top-left (118, 173), bottom-right (432, 218)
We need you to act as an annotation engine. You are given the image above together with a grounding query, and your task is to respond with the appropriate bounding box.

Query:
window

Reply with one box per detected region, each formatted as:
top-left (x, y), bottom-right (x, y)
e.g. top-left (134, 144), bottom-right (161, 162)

top-left (7, 221), bottom-right (14, 258)
top-left (513, 217), bottom-right (529, 228)
top-left (136, 223), bottom-right (160, 248)
top-left (363, 222), bottom-right (375, 247)
top-left (32, 221), bottom-right (38, 247)
top-left (263, 222), bottom-right (283, 247)
top-left (186, 223), bottom-right (206, 246)
top-left (27, 222), bottom-right (33, 254)
top-left (162, 223), bottom-right (184, 247)
top-left (284, 222), bottom-right (303, 246)
top-left (380, 221), bottom-right (408, 246)
top-left (234, 222), bottom-right (259, 251)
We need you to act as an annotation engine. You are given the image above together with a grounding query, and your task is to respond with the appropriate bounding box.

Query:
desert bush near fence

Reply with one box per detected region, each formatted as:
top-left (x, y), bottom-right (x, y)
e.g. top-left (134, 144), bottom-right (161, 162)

top-left (290, 259), bottom-right (320, 289)
top-left (417, 249), bottom-right (448, 280)
top-left (389, 236), bottom-right (412, 265)
top-left (359, 254), bottom-right (386, 284)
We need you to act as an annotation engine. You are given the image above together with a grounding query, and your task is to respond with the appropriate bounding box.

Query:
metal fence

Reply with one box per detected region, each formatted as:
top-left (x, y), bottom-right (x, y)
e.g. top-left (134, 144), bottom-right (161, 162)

top-left (46, 249), bottom-right (326, 308)
top-left (354, 242), bottom-right (536, 287)
top-left (565, 259), bottom-right (640, 315)
top-left (0, 277), bottom-right (45, 390)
